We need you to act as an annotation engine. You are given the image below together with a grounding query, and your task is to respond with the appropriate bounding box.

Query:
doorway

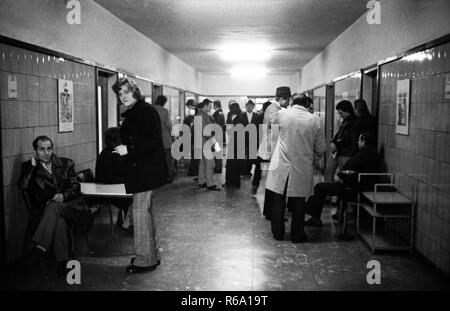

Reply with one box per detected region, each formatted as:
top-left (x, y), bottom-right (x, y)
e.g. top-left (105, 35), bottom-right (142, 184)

top-left (96, 69), bottom-right (118, 154)
top-left (152, 84), bottom-right (163, 105)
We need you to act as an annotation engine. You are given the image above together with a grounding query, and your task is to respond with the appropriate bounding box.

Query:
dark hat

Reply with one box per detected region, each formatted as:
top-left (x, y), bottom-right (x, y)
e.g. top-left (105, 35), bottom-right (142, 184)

top-left (276, 86), bottom-right (291, 98)
top-left (246, 100), bottom-right (255, 106)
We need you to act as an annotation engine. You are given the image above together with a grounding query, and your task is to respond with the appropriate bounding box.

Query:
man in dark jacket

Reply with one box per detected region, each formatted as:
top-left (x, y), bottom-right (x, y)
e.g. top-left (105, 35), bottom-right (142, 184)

top-left (304, 132), bottom-right (379, 227)
top-left (238, 100), bottom-right (262, 194)
top-left (113, 77), bottom-right (168, 274)
top-left (19, 135), bottom-right (92, 275)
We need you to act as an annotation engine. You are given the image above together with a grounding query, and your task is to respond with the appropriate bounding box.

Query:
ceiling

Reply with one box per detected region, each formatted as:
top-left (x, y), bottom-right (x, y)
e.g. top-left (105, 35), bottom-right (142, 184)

top-left (94, 0), bottom-right (368, 74)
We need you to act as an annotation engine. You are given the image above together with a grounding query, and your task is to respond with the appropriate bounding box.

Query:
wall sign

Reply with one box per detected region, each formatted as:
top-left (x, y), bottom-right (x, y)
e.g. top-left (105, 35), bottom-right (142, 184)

top-left (58, 79), bottom-right (74, 132)
top-left (445, 74), bottom-right (450, 100)
top-left (396, 79), bottom-right (410, 135)
top-left (7, 74), bottom-right (17, 99)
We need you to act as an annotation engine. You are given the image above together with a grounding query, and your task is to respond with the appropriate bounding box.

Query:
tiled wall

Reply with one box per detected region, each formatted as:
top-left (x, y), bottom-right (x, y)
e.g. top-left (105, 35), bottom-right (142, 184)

top-left (0, 43), bottom-right (97, 261)
top-left (378, 41), bottom-right (450, 274)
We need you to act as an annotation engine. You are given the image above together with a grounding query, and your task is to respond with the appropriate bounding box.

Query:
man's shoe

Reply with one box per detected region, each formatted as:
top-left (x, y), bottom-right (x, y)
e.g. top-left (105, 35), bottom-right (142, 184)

top-left (198, 183), bottom-right (207, 188)
top-left (331, 213), bottom-right (339, 221)
top-left (207, 185), bottom-right (221, 191)
top-left (292, 234), bottom-right (308, 243)
top-left (126, 260), bottom-right (160, 274)
top-left (305, 218), bottom-right (322, 227)
top-left (251, 186), bottom-right (258, 195)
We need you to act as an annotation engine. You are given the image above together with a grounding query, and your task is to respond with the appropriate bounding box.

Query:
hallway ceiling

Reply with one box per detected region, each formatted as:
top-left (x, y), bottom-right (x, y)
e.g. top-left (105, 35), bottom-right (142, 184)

top-left (94, 0), bottom-right (368, 74)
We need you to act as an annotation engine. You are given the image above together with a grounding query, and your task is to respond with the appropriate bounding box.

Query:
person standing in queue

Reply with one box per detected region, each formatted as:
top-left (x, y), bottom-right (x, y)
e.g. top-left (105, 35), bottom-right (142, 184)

top-left (261, 86), bottom-right (291, 220)
top-left (112, 77), bottom-right (168, 274)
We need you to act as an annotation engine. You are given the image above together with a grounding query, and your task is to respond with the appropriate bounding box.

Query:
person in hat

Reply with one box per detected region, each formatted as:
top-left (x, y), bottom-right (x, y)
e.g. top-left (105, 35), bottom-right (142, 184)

top-left (261, 86), bottom-right (292, 220)
top-left (194, 98), bottom-right (221, 191)
top-left (265, 95), bottom-right (326, 243)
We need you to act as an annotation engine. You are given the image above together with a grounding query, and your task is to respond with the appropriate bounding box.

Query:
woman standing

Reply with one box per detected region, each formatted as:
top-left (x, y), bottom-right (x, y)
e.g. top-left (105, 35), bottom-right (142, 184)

top-left (112, 77), bottom-right (168, 274)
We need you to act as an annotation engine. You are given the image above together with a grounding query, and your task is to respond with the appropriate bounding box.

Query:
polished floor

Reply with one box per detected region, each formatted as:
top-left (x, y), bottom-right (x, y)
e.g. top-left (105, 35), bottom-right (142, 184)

top-left (3, 167), bottom-right (450, 291)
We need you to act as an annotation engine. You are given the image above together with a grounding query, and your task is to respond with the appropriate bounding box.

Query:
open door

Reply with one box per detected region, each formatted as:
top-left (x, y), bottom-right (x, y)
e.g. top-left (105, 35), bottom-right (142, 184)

top-left (96, 69), bottom-right (118, 154)
top-left (152, 84), bottom-right (163, 105)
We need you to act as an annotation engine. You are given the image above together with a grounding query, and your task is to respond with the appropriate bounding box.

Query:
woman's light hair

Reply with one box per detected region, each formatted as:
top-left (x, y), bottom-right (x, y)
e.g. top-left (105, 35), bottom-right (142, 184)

top-left (112, 77), bottom-right (142, 100)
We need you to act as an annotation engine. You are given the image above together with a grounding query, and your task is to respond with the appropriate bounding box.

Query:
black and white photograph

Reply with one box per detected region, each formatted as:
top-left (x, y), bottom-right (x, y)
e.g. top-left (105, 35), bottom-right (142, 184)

top-left (0, 0), bottom-right (450, 301)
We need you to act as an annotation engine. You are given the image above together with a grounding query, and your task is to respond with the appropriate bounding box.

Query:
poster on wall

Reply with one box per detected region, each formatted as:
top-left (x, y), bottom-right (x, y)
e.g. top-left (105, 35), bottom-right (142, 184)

top-left (445, 74), bottom-right (450, 100)
top-left (396, 79), bottom-right (410, 135)
top-left (7, 74), bottom-right (17, 99)
top-left (58, 79), bottom-right (74, 132)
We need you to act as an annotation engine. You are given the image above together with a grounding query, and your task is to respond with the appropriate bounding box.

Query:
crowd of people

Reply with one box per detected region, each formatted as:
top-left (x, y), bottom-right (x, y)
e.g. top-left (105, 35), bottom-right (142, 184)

top-left (19, 77), bottom-right (379, 277)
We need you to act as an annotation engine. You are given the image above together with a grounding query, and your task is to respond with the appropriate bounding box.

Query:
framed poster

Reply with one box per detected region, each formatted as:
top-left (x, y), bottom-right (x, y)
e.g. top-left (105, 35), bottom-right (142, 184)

top-left (7, 74), bottom-right (17, 99)
top-left (396, 79), bottom-right (410, 135)
top-left (58, 79), bottom-right (74, 132)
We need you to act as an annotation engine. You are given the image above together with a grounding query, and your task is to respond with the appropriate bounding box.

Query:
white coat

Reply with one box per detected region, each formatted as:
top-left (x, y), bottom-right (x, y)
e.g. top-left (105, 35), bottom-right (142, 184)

top-left (265, 105), bottom-right (326, 197)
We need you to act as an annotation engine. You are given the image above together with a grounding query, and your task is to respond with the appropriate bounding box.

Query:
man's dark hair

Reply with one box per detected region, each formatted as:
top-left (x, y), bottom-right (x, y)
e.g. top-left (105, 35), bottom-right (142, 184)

top-left (33, 135), bottom-right (53, 151)
top-left (354, 99), bottom-right (370, 115)
top-left (262, 101), bottom-right (271, 115)
top-left (197, 98), bottom-right (212, 109)
top-left (292, 95), bottom-right (313, 108)
top-left (360, 131), bottom-right (376, 148)
top-left (336, 100), bottom-right (354, 114)
top-left (246, 100), bottom-right (255, 106)
top-left (104, 127), bottom-right (121, 149)
top-left (213, 100), bottom-right (221, 109)
top-left (155, 95), bottom-right (168, 106)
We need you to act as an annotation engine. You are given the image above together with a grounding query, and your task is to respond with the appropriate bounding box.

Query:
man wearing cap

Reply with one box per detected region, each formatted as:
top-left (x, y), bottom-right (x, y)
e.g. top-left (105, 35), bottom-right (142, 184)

top-left (261, 86), bottom-right (292, 219)
top-left (265, 96), bottom-right (326, 243)
top-left (194, 99), bottom-right (221, 191)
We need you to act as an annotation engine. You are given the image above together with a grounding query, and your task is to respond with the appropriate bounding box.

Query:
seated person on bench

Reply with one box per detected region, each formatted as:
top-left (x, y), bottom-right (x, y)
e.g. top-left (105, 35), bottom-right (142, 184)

top-left (95, 127), bottom-right (133, 231)
top-left (304, 132), bottom-right (379, 227)
top-left (19, 135), bottom-right (92, 275)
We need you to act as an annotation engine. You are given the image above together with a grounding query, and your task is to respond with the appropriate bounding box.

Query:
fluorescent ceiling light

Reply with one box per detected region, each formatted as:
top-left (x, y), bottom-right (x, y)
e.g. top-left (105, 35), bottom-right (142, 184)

top-left (403, 51), bottom-right (432, 62)
top-left (229, 65), bottom-right (268, 79)
top-left (219, 43), bottom-right (271, 62)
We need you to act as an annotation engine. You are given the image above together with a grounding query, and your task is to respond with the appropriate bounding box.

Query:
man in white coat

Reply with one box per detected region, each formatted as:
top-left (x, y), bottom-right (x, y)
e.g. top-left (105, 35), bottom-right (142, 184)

top-left (261, 86), bottom-right (291, 219)
top-left (266, 95), bottom-right (326, 243)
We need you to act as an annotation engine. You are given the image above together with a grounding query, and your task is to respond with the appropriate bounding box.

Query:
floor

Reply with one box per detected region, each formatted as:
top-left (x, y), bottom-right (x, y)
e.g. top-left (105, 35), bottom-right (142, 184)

top-left (3, 168), bottom-right (450, 291)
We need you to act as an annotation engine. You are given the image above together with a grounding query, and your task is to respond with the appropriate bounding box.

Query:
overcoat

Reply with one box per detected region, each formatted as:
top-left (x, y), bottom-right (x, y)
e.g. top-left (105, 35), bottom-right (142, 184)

top-left (120, 100), bottom-right (168, 193)
top-left (266, 105), bottom-right (326, 197)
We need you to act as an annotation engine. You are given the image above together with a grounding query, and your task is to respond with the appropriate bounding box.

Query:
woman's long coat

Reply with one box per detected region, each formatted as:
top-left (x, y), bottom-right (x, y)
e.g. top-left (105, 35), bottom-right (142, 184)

top-left (120, 99), bottom-right (168, 194)
top-left (265, 105), bottom-right (326, 197)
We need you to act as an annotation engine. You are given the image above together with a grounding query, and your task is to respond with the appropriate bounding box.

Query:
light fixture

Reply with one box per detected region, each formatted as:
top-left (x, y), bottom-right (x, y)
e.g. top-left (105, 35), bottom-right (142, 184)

top-left (229, 65), bottom-right (268, 79)
top-left (404, 51), bottom-right (432, 62)
top-left (219, 43), bottom-right (272, 62)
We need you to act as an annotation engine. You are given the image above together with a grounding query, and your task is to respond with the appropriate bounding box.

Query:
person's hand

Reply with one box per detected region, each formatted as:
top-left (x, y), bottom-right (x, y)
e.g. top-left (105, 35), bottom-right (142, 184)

top-left (52, 193), bottom-right (64, 203)
top-left (31, 156), bottom-right (38, 167)
top-left (113, 145), bottom-right (128, 156)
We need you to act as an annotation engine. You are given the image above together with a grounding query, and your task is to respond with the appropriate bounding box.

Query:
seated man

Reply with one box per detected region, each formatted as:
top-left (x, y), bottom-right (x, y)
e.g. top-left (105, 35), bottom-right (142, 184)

top-left (19, 135), bottom-right (92, 275)
top-left (304, 132), bottom-right (379, 227)
top-left (95, 127), bottom-right (133, 231)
